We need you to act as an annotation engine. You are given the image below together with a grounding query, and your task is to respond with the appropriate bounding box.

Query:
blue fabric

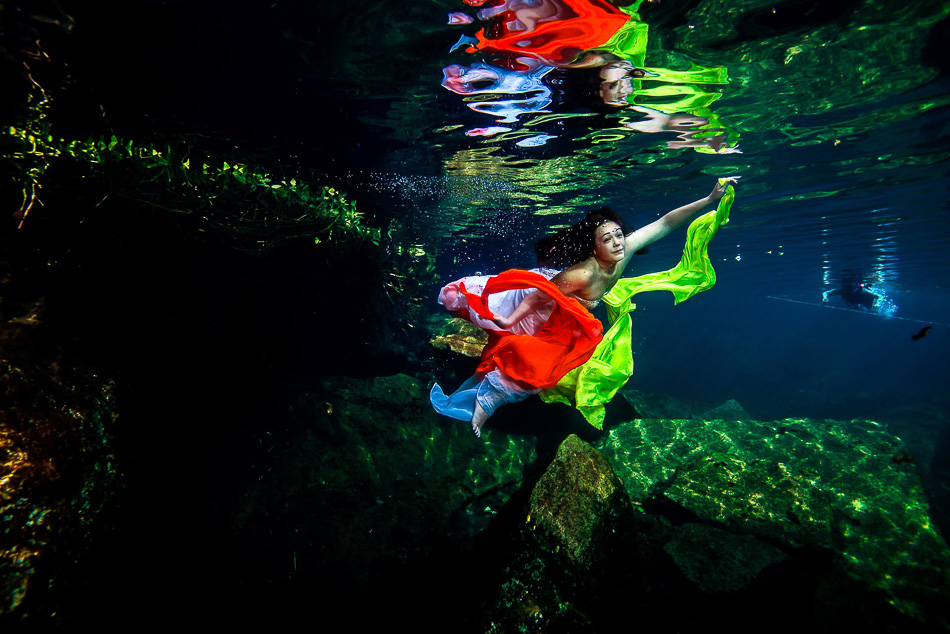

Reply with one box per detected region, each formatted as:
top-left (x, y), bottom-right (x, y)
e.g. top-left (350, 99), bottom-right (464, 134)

top-left (430, 375), bottom-right (482, 421)
top-left (430, 370), bottom-right (539, 421)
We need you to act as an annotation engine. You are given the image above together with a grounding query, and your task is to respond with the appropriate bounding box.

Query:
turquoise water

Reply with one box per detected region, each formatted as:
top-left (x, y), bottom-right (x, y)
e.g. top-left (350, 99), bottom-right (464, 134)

top-left (2, 0), bottom-right (950, 629)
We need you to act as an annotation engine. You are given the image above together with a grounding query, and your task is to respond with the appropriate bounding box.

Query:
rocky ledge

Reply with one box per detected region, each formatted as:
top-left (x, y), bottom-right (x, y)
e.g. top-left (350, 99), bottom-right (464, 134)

top-left (484, 416), bottom-right (950, 631)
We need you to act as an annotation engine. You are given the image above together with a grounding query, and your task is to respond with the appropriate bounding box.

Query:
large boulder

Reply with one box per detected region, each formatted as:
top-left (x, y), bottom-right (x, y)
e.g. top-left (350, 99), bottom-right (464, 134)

top-left (662, 451), bottom-right (833, 548)
top-left (484, 435), bottom-right (638, 633)
top-left (525, 434), bottom-right (632, 569)
top-left (599, 415), bottom-right (950, 625)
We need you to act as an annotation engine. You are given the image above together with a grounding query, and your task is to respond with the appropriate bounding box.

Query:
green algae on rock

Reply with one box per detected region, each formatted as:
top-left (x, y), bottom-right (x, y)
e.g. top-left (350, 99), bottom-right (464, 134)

top-left (664, 452), bottom-right (834, 549)
top-left (599, 416), bottom-right (950, 623)
top-left (526, 434), bottom-right (633, 569)
top-left (227, 374), bottom-right (536, 585)
top-left (429, 317), bottom-right (489, 358)
top-left (2, 67), bottom-right (381, 255)
top-left (486, 434), bottom-right (637, 633)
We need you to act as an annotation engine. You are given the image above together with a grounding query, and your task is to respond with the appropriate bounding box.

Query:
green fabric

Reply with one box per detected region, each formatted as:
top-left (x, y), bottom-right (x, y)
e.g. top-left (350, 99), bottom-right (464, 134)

top-left (539, 181), bottom-right (736, 428)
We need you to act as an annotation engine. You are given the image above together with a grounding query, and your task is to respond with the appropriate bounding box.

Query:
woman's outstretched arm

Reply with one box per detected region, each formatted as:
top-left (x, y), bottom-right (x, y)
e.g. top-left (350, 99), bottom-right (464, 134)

top-left (624, 178), bottom-right (736, 255)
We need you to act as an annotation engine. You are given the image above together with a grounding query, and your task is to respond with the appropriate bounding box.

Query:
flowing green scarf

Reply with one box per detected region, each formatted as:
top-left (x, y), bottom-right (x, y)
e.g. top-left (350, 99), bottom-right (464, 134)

top-left (539, 180), bottom-right (736, 428)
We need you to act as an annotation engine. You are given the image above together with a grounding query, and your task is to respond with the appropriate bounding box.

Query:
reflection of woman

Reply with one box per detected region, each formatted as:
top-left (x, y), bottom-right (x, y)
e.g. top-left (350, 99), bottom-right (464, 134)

top-left (464, 0), bottom-right (630, 65)
top-left (431, 178), bottom-right (736, 437)
top-left (556, 54), bottom-right (740, 153)
top-left (594, 58), bottom-right (647, 106)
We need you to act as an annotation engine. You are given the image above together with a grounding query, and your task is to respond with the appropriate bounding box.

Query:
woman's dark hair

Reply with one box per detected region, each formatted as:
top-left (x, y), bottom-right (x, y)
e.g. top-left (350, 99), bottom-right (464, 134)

top-left (535, 206), bottom-right (629, 269)
top-left (545, 67), bottom-right (616, 113)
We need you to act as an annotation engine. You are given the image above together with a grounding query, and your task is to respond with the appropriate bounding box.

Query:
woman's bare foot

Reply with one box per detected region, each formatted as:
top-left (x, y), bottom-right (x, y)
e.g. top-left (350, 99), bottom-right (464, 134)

top-left (472, 401), bottom-right (489, 438)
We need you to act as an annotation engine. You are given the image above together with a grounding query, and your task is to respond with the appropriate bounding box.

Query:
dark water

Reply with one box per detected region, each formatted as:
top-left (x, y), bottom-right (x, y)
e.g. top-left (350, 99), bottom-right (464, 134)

top-left (2, 0), bottom-right (950, 628)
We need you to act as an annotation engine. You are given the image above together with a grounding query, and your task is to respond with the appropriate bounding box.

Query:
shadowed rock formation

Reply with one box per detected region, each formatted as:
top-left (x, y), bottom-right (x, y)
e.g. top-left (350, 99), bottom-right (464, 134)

top-left (0, 293), bottom-right (119, 622)
top-left (601, 415), bottom-right (950, 626)
top-left (479, 413), bottom-right (949, 631)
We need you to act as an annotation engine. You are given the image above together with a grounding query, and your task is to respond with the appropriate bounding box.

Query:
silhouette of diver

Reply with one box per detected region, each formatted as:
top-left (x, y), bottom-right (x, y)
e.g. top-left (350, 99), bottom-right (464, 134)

top-left (823, 273), bottom-right (881, 311)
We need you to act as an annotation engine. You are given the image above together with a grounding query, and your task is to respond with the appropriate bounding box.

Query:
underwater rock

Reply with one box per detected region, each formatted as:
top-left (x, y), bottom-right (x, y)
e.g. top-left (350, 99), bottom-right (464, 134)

top-left (599, 415), bottom-right (950, 624)
top-left (525, 434), bottom-right (631, 569)
top-left (875, 402), bottom-right (949, 534)
top-left (227, 373), bottom-right (536, 586)
top-left (619, 387), bottom-right (709, 419)
top-left (697, 398), bottom-right (751, 420)
top-left (663, 452), bottom-right (833, 548)
top-left (664, 523), bottom-right (787, 593)
top-left (0, 297), bottom-right (119, 620)
top-left (429, 316), bottom-right (488, 358)
top-left (483, 435), bottom-right (637, 632)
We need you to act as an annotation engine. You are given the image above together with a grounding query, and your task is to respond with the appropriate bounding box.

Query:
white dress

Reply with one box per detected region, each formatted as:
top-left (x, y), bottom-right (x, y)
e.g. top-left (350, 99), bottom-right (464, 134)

top-left (429, 268), bottom-right (559, 421)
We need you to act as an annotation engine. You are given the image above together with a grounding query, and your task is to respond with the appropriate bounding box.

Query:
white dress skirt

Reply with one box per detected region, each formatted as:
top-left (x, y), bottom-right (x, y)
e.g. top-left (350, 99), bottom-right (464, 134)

top-left (429, 268), bottom-right (559, 421)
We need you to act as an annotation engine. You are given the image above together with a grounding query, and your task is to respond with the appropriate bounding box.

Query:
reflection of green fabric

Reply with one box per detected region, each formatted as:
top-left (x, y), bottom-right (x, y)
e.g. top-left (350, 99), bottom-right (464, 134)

top-left (602, 19), bottom-right (649, 67)
top-left (599, 10), bottom-right (736, 151)
top-left (644, 64), bottom-right (729, 86)
top-left (635, 84), bottom-right (725, 113)
top-left (540, 181), bottom-right (736, 428)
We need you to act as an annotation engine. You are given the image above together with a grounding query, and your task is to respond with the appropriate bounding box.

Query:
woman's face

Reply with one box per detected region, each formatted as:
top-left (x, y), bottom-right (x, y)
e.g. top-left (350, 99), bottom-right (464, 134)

top-left (599, 76), bottom-right (633, 107)
top-left (592, 221), bottom-right (625, 263)
top-left (598, 62), bottom-right (645, 107)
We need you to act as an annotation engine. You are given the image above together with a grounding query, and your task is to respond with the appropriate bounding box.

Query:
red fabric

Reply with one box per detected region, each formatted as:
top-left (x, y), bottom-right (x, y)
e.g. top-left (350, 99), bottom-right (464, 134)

top-left (466, 0), bottom-right (629, 65)
top-left (459, 269), bottom-right (603, 389)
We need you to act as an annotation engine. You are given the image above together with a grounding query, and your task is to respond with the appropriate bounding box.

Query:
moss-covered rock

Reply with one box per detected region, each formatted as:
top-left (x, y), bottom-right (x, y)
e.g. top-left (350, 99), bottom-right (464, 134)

top-left (228, 373), bottom-right (536, 584)
top-left (429, 316), bottom-right (488, 358)
top-left (525, 435), bottom-right (631, 569)
top-left (484, 435), bottom-right (638, 633)
top-left (599, 416), bottom-right (950, 624)
top-left (663, 452), bottom-right (833, 548)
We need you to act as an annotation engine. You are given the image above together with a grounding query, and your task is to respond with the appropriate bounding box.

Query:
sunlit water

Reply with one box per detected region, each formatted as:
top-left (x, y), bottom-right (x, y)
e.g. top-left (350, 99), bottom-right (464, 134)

top-left (332, 0), bottom-right (950, 419)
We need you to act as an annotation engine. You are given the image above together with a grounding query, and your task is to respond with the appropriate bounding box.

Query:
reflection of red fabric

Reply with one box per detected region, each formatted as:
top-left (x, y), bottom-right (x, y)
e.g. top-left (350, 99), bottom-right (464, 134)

top-left (467, 0), bottom-right (628, 65)
top-left (459, 269), bottom-right (603, 389)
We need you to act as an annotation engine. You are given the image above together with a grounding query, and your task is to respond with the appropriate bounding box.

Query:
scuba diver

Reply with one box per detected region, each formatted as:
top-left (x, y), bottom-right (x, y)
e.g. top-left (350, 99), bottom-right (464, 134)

top-left (823, 273), bottom-right (882, 311)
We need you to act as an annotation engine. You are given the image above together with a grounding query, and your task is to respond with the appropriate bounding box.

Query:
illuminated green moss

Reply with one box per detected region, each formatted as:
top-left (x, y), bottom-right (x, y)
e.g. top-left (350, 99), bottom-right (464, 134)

top-left (2, 82), bottom-right (380, 253)
top-left (600, 416), bottom-right (950, 621)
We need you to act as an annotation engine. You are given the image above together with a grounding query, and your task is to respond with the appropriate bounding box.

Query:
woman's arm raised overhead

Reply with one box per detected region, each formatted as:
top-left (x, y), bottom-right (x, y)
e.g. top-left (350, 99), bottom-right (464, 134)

top-left (624, 179), bottom-right (735, 255)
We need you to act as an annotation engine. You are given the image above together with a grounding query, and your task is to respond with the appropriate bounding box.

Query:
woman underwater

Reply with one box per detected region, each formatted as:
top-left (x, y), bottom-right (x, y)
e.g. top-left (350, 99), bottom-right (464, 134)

top-left (431, 178), bottom-right (736, 437)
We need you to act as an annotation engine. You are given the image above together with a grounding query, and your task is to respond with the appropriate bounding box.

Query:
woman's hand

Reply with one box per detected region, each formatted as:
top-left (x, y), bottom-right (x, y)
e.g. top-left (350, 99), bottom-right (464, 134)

top-left (708, 177), bottom-right (739, 202)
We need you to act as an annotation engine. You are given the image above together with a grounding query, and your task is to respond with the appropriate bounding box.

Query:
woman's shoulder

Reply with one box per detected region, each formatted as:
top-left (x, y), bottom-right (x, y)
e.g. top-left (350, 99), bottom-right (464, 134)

top-left (561, 259), bottom-right (597, 278)
top-left (553, 261), bottom-right (596, 292)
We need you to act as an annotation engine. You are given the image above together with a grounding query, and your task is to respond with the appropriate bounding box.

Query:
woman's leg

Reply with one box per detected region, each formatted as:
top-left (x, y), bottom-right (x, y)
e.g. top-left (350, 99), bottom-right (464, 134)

top-left (471, 370), bottom-right (541, 437)
top-left (472, 400), bottom-right (490, 438)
